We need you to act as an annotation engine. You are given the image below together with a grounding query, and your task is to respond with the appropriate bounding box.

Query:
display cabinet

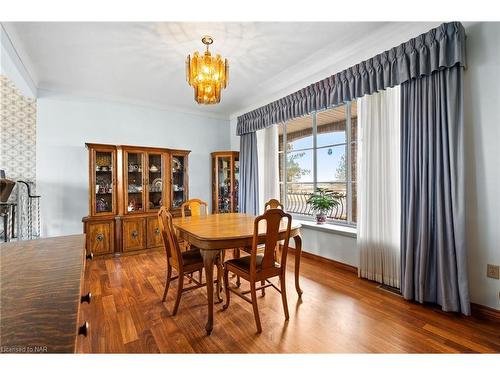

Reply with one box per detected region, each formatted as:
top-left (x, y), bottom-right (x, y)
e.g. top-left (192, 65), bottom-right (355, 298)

top-left (122, 148), bottom-right (168, 214)
top-left (211, 151), bottom-right (239, 213)
top-left (83, 143), bottom-right (190, 256)
top-left (169, 150), bottom-right (189, 211)
top-left (146, 152), bottom-right (164, 212)
top-left (89, 145), bottom-right (117, 216)
top-left (124, 149), bottom-right (145, 213)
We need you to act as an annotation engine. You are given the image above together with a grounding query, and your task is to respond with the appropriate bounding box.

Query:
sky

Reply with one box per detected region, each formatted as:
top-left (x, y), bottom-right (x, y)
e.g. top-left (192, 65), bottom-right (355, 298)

top-left (286, 131), bottom-right (346, 183)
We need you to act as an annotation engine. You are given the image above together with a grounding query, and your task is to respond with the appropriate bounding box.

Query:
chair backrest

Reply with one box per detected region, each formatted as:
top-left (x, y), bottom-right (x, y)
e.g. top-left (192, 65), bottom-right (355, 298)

top-left (264, 199), bottom-right (284, 211)
top-left (158, 207), bottom-right (182, 269)
top-left (251, 208), bottom-right (292, 274)
top-left (181, 198), bottom-right (209, 218)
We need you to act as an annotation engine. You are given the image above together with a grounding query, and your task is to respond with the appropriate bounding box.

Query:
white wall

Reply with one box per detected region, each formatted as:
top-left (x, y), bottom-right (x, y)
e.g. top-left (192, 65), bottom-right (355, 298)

top-left (300, 228), bottom-right (357, 267)
top-left (229, 117), bottom-right (239, 150)
top-left (37, 90), bottom-right (230, 237)
top-left (463, 22), bottom-right (500, 310)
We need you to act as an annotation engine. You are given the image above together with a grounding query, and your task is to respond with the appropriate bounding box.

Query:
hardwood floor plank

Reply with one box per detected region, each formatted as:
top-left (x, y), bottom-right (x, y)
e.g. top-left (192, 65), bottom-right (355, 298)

top-left (117, 310), bottom-right (139, 344)
top-left (101, 295), bottom-right (117, 316)
top-left (77, 250), bottom-right (500, 353)
top-left (422, 324), bottom-right (496, 353)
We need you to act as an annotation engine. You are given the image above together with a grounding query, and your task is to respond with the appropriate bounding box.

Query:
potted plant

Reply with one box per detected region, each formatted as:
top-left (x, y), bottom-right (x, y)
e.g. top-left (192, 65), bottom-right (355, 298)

top-left (306, 188), bottom-right (341, 224)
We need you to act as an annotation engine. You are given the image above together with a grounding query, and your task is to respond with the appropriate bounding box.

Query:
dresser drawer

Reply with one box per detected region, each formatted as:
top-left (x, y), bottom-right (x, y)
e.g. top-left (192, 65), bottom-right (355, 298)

top-left (147, 216), bottom-right (163, 249)
top-left (87, 220), bottom-right (114, 255)
top-left (123, 218), bottom-right (146, 252)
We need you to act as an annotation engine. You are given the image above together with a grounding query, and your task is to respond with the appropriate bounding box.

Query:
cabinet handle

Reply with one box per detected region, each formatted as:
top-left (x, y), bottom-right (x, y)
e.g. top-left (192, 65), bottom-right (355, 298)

top-left (81, 292), bottom-right (92, 304)
top-left (155, 228), bottom-right (160, 235)
top-left (96, 233), bottom-right (104, 242)
top-left (131, 230), bottom-right (138, 239)
top-left (78, 322), bottom-right (89, 337)
top-left (86, 252), bottom-right (94, 260)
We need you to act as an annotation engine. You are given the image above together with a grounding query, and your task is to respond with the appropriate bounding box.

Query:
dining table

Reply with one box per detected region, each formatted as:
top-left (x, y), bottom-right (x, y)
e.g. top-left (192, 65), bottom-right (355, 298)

top-left (172, 212), bottom-right (302, 335)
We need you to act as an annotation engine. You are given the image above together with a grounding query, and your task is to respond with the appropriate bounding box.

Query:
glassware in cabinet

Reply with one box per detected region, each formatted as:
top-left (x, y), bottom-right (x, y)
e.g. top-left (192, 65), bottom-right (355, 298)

top-left (125, 151), bottom-right (144, 213)
top-left (171, 154), bottom-right (186, 209)
top-left (216, 156), bottom-right (232, 213)
top-left (147, 153), bottom-right (163, 211)
top-left (211, 151), bottom-right (239, 213)
top-left (234, 155), bottom-right (239, 212)
top-left (94, 150), bottom-right (114, 214)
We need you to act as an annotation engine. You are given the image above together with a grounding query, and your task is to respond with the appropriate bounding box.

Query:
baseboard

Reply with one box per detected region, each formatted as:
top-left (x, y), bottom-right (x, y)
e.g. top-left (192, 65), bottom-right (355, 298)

top-left (471, 303), bottom-right (500, 322)
top-left (287, 247), bottom-right (358, 274)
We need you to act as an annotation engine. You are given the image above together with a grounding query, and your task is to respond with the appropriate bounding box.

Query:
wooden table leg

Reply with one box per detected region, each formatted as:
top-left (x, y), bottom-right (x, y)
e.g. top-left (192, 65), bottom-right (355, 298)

top-left (200, 249), bottom-right (219, 335)
top-left (215, 252), bottom-right (223, 304)
top-left (293, 234), bottom-right (303, 297)
top-left (234, 247), bottom-right (241, 287)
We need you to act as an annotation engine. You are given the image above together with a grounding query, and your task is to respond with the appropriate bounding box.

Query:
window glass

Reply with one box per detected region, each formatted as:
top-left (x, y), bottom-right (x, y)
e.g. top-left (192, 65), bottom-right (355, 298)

top-left (286, 114), bottom-right (313, 151)
top-left (316, 182), bottom-right (348, 221)
top-left (285, 183), bottom-right (315, 216)
top-left (316, 145), bottom-right (346, 182)
top-left (279, 101), bottom-right (357, 226)
top-left (286, 149), bottom-right (313, 183)
top-left (316, 106), bottom-right (346, 147)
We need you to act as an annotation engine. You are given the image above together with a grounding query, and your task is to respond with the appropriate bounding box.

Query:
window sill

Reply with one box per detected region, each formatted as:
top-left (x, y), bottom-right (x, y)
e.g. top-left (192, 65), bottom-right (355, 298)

top-left (293, 219), bottom-right (357, 238)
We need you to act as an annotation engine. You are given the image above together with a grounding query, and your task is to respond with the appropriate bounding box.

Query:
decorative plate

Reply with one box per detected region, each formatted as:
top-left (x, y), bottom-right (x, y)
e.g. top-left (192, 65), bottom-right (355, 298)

top-left (151, 178), bottom-right (162, 192)
top-left (172, 157), bottom-right (181, 171)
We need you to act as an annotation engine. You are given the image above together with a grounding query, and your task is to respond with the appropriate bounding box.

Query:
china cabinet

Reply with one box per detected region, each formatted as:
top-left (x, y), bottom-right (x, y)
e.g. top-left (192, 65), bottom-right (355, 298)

top-left (89, 144), bottom-right (117, 216)
top-left (211, 151), bottom-right (239, 213)
top-left (83, 143), bottom-right (190, 256)
top-left (169, 150), bottom-right (189, 211)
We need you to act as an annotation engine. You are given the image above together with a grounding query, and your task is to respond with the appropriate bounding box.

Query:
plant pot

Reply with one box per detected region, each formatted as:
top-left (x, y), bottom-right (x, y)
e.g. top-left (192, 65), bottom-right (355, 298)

top-left (316, 212), bottom-right (327, 224)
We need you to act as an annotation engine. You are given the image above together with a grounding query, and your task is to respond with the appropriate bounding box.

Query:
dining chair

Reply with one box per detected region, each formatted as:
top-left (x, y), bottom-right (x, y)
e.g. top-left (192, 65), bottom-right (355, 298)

top-left (179, 198), bottom-right (209, 283)
top-left (181, 198), bottom-right (209, 218)
top-left (158, 207), bottom-right (221, 316)
top-left (264, 198), bottom-right (284, 211)
top-left (264, 198), bottom-right (285, 262)
top-left (222, 208), bottom-right (292, 333)
top-left (181, 198), bottom-right (225, 278)
top-left (235, 198), bottom-right (285, 286)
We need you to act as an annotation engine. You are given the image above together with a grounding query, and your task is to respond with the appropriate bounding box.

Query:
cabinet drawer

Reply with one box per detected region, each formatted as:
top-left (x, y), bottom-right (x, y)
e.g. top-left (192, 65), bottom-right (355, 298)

top-left (123, 218), bottom-right (146, 252)
top-left (147, 216), bottom-right (163, 249)
top-left (87, 221), bottom-right (114, 255)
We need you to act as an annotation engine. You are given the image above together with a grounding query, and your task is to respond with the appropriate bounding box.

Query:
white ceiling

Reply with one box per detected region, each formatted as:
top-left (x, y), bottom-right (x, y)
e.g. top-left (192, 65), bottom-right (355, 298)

top-left (3, 22), bottom-right (441, 119)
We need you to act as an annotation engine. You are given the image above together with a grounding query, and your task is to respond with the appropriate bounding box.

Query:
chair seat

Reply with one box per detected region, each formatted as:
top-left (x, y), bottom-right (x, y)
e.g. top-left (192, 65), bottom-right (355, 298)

top-left (225, 254), bottom-right (279, 272)
top-left (179, 248), bottom-right (203, 266)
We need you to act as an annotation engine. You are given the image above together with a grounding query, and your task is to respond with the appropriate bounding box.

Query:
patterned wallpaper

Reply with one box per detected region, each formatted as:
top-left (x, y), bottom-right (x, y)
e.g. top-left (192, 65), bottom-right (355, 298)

top-left (0, 74), bottom-right (37, 202)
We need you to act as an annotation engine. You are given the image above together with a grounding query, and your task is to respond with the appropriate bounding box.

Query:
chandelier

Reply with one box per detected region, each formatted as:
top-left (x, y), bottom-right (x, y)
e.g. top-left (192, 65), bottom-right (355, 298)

top-left (185, 36), bottom-right (229, 104)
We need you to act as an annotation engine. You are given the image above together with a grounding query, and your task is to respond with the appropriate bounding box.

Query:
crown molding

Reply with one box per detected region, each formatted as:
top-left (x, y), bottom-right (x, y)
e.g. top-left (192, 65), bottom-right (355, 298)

top-left (37, 86), bottom-right (231, 121)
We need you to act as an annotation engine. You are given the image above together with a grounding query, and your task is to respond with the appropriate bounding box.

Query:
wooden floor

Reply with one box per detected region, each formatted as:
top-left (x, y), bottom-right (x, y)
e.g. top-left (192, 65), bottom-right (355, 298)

top-left (77, 250), bottom-right (500, 353)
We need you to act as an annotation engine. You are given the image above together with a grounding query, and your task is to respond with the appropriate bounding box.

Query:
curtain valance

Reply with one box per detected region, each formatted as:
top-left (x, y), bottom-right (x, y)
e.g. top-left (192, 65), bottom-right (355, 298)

top-left (237, 22), bottom-right (466, 135)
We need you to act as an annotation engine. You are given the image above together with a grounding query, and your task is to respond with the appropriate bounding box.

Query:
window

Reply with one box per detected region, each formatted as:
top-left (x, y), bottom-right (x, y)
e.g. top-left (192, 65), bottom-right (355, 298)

top-left (278, 101), bottom-right (357, 226)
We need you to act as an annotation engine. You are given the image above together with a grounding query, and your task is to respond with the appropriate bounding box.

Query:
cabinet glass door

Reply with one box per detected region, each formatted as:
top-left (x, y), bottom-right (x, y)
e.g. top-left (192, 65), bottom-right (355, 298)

top-left (147, 153), bottom-right (163, 211)
top-left (234, 155), bottom-right (239, 212)
top-left (171, 155), bottom-right (186, 209)
top-left (126, 152), bottom-right (144, 213)
top-left (217, 156), bottom-right (232, 213)
top-left (94, 151), bottom-right (114, 214)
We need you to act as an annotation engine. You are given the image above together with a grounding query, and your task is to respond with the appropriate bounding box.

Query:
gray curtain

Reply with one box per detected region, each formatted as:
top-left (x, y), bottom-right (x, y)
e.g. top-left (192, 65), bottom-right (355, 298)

top-left (237, 22), bottom-right (466, 135)
top-left (400, 65), bottom-right (470, 315)
top-left (239, 132), bottom-right (259, 215)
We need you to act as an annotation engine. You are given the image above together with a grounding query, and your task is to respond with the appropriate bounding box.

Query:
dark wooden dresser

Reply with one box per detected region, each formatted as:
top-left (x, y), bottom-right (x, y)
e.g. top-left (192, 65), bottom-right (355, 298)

top-left (0, 235), bottom-right (89, 353)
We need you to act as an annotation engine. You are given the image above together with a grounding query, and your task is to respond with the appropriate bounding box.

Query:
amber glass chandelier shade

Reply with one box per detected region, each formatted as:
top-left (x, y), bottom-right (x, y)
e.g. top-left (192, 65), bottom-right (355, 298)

top-left (186, 37), bottom-right (229, 104)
